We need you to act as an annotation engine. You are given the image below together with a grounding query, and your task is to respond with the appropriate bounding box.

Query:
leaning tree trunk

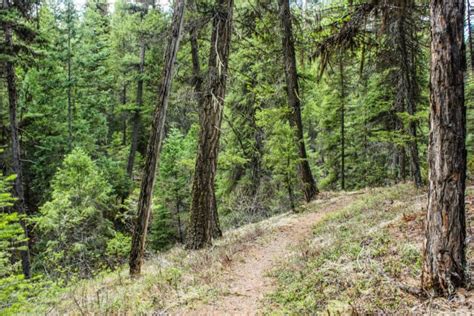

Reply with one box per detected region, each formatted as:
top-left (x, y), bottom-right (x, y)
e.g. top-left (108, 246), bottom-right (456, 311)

top-left (422, 0), bottom-right (467, 296)
top-left (278, 0), bottom-right (318, 202)
top-left (186, 0), bottom-right (234, 250)
top-left (4, 23), bottom-right (32, 279)
top-left (129, 0), bottom-right (185, 276)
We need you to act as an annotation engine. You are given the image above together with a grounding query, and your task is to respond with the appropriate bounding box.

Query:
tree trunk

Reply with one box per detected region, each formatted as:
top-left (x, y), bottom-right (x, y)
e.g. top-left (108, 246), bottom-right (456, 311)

top-left (249, 115), bottom-right (263, 197)
top-left (422, 0), bottom-right (467, 296)
top-left (127, 39), bottom-right (145, 178)
top-left (189, 0), bottom-right (203, 100)
top-left (397, 1), bottom-right (422, 187)
top-left (399, 146), bottom-right (407, 181)
top-left (188, 0), bottom-right (223, 238)
top-left (176, 199), bottom-right (183, 243)
top-left (287, 157), bottom-right (296, 213)
top-left (4, 23), bottom-right (32, 279)
top-left (121, 84), bottom-right (128, 146)
top-left (393, 96), bottom-right (406, 181)
top-left (339, 57), bottom-right (345, 190)
top-left (278, 0), bottom-right (318, 202)
top-left (186, 0), bottom-right (234, 250)
top-left (129, 0), bottom-right (185, 276)
top-left (467, 0), bottom-right (474, 71)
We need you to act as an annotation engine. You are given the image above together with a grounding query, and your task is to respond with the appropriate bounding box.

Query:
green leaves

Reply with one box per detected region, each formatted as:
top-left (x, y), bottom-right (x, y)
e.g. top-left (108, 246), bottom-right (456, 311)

top-left (35, 148), bottom-right (114, 279)
top-left (149, 127), bottom-right (196, 250)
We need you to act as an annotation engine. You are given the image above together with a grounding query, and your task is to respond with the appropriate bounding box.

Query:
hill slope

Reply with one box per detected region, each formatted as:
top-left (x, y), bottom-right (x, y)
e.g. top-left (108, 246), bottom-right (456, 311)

top-left (24, 184), bottom-right (473, 315)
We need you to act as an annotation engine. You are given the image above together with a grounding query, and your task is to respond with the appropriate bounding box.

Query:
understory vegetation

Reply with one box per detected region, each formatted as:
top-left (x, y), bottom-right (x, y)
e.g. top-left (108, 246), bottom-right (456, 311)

top-left (8, 184), bottom-right (471, 314)
top-left (265, 186), bottom-right (474, 314)
top-left (1, 0), bottom-right (473, 313)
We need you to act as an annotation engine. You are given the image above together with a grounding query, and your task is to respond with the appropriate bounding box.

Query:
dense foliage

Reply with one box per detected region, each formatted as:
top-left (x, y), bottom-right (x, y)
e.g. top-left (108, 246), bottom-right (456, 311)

top-left (0, 0), bottom-right (473, 312)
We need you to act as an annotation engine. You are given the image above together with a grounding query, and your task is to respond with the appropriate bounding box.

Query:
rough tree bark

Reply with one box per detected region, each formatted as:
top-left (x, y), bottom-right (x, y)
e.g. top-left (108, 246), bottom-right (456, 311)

top-left (4, 22), bottom-right (32, 279)
top-left (188, 0), bottom-right (222, 238)
top-left (129, 0), bottom-right (185, 276)
top-left (127, 39), bottom-right (145, 178)
top-left (186, 0), bottom-right (234, 249)
top-left (422, 0), bottom-right (467, 296)
top-left (278, 0), bottom-right (318, 202)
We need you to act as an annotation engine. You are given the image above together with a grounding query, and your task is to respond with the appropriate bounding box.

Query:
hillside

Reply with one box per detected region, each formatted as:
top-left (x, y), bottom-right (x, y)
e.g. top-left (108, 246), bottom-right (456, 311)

top-left (1, 0), bottom-right (473, 312)
top-left (19, 184), bottom-right (473, 315)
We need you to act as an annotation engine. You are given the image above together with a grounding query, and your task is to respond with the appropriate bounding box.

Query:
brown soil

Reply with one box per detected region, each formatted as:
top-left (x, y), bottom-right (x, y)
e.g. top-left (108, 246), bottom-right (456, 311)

top-left (176, 194), bottom-right (354, 315)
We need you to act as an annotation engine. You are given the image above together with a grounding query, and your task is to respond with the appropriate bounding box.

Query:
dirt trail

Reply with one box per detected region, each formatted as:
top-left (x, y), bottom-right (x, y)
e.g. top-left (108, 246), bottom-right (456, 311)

top-left (179, 194), bottom-right (354, 315)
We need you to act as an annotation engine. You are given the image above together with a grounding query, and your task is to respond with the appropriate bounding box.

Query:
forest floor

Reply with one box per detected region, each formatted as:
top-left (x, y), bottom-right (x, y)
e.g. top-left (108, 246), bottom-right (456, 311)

top-left (26, 183), bottom-right (473, 315)
top-left (176, 192), bottom-right (356, 315)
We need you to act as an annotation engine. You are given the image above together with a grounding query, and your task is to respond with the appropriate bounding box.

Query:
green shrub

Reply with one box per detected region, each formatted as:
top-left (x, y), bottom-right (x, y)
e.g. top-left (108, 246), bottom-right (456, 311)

top-left (36, 148), bottom-right (114, 280)
top-left (106, 232), bottom-right (131, 267)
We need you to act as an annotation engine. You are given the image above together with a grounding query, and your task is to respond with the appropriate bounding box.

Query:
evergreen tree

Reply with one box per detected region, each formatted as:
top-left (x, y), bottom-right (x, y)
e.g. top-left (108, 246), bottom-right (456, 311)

top-left (1, 0), bottom-right (39, 279)
top-left (278, 0), bottom-right (318, 202)
top-left (74, 0), bottom-right (113, 152)
top-left (36, 148), bottom-right (114, 279)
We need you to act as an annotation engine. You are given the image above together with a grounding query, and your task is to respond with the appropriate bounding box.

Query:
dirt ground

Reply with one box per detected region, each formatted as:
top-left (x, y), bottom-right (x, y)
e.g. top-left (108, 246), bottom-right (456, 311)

top-left (176, 194), bottom-right (354, 315)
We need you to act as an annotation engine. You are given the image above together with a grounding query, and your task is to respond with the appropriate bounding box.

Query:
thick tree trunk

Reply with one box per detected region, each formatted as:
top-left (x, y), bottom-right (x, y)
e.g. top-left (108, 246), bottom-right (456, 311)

top-left (4, 23), bottom-right (32, 279)
top-left (127, 39), bottom-right (145, 178)
top-left (393, 143), bottom-right (406, 182)
top-left (422, 0), bottom-right (467, 296)
top-left (188, 0), bottom-right (223, 238)
top-left (186, 0), bottom-right (234, 250)
top-left (129, 0), bottom-right (185, 276)
top-left (278, 0), bottom-right (318, 202)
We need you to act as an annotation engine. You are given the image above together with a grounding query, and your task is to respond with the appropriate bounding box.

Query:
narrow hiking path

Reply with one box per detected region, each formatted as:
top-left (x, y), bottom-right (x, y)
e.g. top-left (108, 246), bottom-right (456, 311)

top-left (178, 193), bottom-right (356, 315)
top-left (38, 185), bottom-right (471, 315)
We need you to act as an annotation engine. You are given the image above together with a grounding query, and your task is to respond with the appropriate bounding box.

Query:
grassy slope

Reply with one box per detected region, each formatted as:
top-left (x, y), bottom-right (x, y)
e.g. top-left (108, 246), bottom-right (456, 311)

top-left (21, 210), bottom-right (293, 314)
top-left (17, 184), bottom-right (473, 314)
top-left (264, 184), bottom-right (474, 315)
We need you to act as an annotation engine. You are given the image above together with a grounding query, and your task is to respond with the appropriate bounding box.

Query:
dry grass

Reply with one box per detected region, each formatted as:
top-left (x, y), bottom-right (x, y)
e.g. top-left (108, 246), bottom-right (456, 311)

top-left (26, 203), bottom-right (330, 315)
top-left (40, 223), bottom-right (269, 315)
top-left (20, 184), bottom-right (474, 315)
top-left (264, 184), bottom-right (474, 315)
